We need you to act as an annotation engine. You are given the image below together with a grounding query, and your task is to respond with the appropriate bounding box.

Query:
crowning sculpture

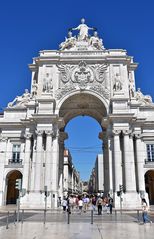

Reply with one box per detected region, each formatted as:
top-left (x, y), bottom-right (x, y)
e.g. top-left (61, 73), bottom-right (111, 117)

top-left (59, 18), bottom-right (104, 51)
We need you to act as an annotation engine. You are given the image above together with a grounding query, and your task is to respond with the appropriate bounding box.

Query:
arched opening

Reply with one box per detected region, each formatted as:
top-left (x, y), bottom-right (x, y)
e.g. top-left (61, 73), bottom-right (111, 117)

top-left (59, 93), bottom-right (108, 195)
top-left (145, 170), bottom-right (154, 205)
top-left (6, 170), bottom-right (22, 204)
top-left (65, 116), bottom-right (102, 180)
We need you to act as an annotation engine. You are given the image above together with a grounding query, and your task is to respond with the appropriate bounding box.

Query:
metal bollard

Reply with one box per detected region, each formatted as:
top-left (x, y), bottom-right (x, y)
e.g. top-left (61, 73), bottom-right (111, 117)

top-left (14, 210), bottom-right (17, 224)
top-left (67, 207), bottom-right (70, 224)
top-left (43, 209), bottom-right (46, 224)
top-left (137, 210), bottom-right (140, 222)
top-left (6, 211), bottom-right (9, 229)
top-left (115, 210), bottom-right (117, 218)
top-left (91, 210), bottom-right (93, 224)
top-left (21, 209), bottom-right (24, 224)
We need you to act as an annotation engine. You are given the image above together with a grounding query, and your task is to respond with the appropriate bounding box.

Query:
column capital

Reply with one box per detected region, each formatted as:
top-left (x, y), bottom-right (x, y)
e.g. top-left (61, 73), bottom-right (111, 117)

top-left (45, 130), bottom-right (53, 136)
top-left (122, 129), bottom-right (131, 135)
top-left (112, 129), bottom-right (121, 136)
top-left (133, 132), bottom-right (142, 139)
top-left (24, 132), bottom-right (32, 139)
top-left (35, 130), bottom-right (44, 136)
top-left (0, 136), bottom-right (8, 142)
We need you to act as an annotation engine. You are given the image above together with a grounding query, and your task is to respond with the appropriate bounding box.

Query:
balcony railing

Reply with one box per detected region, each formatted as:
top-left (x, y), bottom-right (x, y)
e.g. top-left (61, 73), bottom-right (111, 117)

top-left (8, 158), bottom-right (22, 164)
top-left (145, 158), bottom-right (154, 164)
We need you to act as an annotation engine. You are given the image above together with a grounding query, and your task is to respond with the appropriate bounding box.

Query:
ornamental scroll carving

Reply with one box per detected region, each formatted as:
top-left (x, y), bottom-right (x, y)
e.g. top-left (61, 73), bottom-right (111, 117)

top-left (56, 61), bottom-right (109, 99)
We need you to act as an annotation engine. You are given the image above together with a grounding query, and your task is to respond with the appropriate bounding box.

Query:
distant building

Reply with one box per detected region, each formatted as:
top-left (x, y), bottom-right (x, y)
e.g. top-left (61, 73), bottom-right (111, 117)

top-left (63, 149), bottom-right (82, 196)
top-left (89, 154), bottom-right (104, 193)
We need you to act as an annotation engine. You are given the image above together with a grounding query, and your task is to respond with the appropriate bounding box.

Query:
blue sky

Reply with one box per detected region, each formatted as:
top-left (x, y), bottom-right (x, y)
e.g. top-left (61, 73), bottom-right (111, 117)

top-left (0, 0), bottom-right (154, 180)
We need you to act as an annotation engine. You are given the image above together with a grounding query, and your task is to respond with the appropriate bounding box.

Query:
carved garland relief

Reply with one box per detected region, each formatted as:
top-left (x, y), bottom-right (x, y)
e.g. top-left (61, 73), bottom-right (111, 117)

top-left (55, 61), bottom-right (109, 99)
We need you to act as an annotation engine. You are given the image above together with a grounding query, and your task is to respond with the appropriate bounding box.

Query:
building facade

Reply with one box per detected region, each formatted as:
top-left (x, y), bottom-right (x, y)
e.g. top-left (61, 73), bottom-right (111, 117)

top-left (63, 149), bottom-right (82, 196)
top-left (0, 19), bottom-right (154, 208)
top-left (89, 154), bottom-right (104, 193)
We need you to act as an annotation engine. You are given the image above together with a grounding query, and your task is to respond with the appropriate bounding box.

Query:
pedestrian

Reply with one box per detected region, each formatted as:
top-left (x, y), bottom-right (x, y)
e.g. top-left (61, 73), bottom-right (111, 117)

top-left (96, 197), bottom-right (103, 215)
top-left (107, 195), bottom-right (113, 214)
top-left (78, 197), bottom-right (83, 214)
top-left (141, 198), bottom-right (152, 224)
top-left (62, 197), bottom-right (67, 212)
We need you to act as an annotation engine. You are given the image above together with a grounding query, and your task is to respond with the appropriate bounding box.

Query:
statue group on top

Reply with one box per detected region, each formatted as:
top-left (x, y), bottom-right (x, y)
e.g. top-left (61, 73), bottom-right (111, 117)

top-left (59, 18), bottom-right (104, 51)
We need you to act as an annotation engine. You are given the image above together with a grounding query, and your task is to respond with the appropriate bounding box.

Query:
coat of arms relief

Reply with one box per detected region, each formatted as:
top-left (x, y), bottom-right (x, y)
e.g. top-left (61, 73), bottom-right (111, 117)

top-left (55, 61), bottom-right (110, 100)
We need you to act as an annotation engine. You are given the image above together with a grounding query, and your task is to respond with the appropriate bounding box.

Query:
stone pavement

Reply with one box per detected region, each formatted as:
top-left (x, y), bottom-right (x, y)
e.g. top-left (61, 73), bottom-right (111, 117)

top-left (0, 220), bottom-right (154, 239)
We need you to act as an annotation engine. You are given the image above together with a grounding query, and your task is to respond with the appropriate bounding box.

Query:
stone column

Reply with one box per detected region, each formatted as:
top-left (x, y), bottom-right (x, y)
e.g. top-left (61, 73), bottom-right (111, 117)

top-left (108, 136), bottom-right (113, 195)
top-left (113, 130), bottom-right (122, 191)
top-left (34, 130), bottom-right (43, 192)
top-left (22, 133), bottom-right (32, 190)
top-left (58, 132), bottom-right (68, 198)
top-left (45, 130), bottom-right (53, 191)
top-left (123, 130), bottom-right (136, 192)
top-left (134, 133), bottom-right (145, 192)
top-left (51, 127), bottom-right (59, 206)
top-left (0, 137), bottom-right (7, 205)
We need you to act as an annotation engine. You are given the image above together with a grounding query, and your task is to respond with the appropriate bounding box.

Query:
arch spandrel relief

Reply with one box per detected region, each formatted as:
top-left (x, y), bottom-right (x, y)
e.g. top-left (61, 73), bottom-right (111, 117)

top-left (55, 61), bottom-right (109, 100)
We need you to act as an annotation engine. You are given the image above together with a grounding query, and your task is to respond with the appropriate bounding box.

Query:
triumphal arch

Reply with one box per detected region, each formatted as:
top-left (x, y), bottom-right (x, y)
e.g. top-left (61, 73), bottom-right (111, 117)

top-left (0, 19), bottom-right (154, 208)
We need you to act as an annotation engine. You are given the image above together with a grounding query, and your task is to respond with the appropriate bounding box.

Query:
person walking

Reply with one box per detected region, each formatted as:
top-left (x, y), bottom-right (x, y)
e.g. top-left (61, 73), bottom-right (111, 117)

top-left (141, 198), bottom-right (152, 224)
top-left (96, 197), bottom-right (103, 215)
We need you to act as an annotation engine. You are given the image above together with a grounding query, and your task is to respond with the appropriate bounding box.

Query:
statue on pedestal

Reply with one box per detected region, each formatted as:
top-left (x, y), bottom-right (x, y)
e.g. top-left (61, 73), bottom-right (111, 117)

top-left (71, 18), bottom-right (96, 41)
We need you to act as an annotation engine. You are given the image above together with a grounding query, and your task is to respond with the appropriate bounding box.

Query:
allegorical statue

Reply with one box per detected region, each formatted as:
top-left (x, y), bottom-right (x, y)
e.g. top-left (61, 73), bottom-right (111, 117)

top-left (89, 31), bottom-right (104, 50)
top-left (70, 18), bottom-right (96, 41)
top-left (43, 73), bottom-right (53, 93)
top-left (59, 31), bottom-right (76, 50)
top-left (7, 89), bottom-right (32, 107)
top-left (113, 73), bottom-right (122, 91)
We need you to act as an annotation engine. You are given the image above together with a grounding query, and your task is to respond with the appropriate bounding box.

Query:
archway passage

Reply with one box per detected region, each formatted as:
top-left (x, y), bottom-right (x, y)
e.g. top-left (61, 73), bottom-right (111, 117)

top-left (59, 93), bottom-right (108, 194)
top-left (59, 93), bottom-right (107, 125)
top-left (6, 170), bottom-right (22, 204)
top-left (145, 170), bottom-right (154, 204)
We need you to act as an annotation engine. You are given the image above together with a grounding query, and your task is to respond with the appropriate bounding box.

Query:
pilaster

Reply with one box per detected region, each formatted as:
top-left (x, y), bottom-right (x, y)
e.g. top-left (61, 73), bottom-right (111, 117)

top-left (34, 130), bottom-right (43, 191)
top-left (44, 129), bottom-right (53, 191)
top-left (134, 133), bottom-right (145, 192)
top-left (112, 130), bottom-right (122, 192)
top-left (22, 132), bottom-right (32, 190)
top-left (123, 130), bottom-right (136, 192)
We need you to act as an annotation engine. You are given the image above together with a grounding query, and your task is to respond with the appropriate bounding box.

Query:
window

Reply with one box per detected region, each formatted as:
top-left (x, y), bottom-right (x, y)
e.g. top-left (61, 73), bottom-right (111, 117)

top-left (146, 144), bottom-right (154, 162)
top-left (12, 144), bottom-right (21, 163)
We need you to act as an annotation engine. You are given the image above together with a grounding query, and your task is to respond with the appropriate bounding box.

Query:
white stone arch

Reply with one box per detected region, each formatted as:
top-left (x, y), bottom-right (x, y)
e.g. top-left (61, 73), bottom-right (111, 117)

top-left (55, 90), bottom-right (109, 200)
top-left (56, 89), bottom-right (109, 115)
top-left (4, 168), bottom-right (23, 179)
top-left (56, 90), bottom-right (109, 127)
